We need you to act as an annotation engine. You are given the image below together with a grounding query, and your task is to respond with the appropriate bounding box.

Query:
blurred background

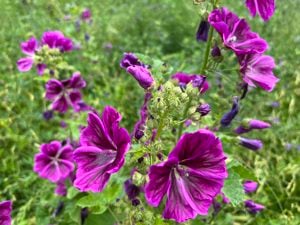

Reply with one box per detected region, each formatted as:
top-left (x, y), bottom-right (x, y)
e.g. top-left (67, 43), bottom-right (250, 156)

top-left (0, 0), bottom-right (299, 224)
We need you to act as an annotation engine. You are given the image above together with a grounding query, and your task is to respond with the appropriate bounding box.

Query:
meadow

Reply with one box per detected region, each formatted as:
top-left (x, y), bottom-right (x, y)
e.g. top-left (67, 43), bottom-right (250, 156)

top-left (0, 0), bottom-right (300, 224)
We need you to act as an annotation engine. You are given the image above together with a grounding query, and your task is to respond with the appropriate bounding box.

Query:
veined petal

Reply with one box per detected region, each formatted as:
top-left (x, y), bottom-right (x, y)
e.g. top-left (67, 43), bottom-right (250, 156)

top-left (17, 57), bottom-right (33, 72)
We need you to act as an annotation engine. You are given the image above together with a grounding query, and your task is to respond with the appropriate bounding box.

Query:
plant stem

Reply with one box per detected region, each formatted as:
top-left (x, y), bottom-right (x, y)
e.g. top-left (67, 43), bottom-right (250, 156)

top-left (200, 26), bottom-right (214, 74)
top-left (177, 98), bottom-right (192, 140)
top-left (108, 206), bottom-right (120, 224)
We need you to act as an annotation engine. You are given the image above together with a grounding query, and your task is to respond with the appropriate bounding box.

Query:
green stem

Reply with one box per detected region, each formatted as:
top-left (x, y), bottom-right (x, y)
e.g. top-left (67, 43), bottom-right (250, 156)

top-left (200, 26), bottom-right (214, 74)
top-left (177, 98), bottom-right (192, 140)
top-left (108, 206), bottom-right (120, 224)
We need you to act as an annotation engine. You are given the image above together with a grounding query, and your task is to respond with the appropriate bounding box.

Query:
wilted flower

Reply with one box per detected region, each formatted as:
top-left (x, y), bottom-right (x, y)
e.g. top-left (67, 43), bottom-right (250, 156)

top-left (243, 180), bottom-right (258, 193)
top-left (221, 96), bottom-right (239, 126)
top-left (211, 44), bottom-right (222, 60)
top-left (238, 53), bottom-right (279, 92)
top-left (196, 20), bottom-right (210, 42)
top-left (244, 200), bottom-right (265, 214)
top-left (208, 8), bottom-right (268, 55)
top-left (53, 201), bottom-right (64, 217)
top-left (120, 53), bottom-right (154, 89)
top-left (145, 129), bottom-right (227, 222)
top-left (245, 0), bottom-right (275, 21)
top-left (81, 8), bottom-right (92, 21)
top-left (0, 200), bottom-right (12, 225)
top-left (124, 179), bottom-right (140, 200)
top-left (34, 141), bottom-right (74, 183)
top-left (196, 103), bottom-right (211, 116)
top-left (81, 208), bottom-right (89, 225)
top-left (45, 72), bottom-right (86, 113)
top-left (172, 72), bottom-right (209, 94)
top-left (235, 119), bottom-right (271, 134)
top-left (239, 137), bottom-right (263, 151)
top-left (73, 106), bottom-right (131, 192)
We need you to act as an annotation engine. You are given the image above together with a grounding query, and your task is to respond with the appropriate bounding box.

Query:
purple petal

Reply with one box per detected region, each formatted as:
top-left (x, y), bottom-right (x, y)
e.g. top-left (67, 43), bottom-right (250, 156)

top-left (52, 96), bottom-right (69, 113)
top-left (126, 66), bottom-right (154, 89)
top-left (41, 31), bottom-right (64, 48)
top-left (37, 64), bottom-right (46, 75)
top-left (45, 79), bottom-right (63, 100)
top-left (17, 57), bottom-right (33, 72)
top-left (20, 37), bottom-right (38, 55)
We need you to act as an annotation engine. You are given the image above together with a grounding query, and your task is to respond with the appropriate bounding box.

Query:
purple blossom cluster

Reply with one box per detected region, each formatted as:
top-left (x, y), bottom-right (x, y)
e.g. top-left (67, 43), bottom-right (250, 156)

top-left (17, 31), bottom-right (73, 75)
top-left (209, 7), bottom-right (279, 92)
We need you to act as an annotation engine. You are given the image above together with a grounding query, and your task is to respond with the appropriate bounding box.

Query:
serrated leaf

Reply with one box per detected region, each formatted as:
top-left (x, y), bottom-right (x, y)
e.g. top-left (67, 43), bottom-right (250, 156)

top-left (222, 171), bottom-right (245, 206)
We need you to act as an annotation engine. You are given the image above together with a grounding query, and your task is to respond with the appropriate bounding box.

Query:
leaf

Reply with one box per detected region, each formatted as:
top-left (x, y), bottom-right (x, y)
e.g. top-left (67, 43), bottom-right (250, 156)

top-left (222, 171), bottom-right (246, 206)
top-left (85, 211), bottom-right (115, 225)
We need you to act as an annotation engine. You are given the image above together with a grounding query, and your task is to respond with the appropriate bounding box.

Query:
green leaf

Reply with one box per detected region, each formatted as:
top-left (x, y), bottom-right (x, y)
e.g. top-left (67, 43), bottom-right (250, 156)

top-left (85, 211), bottom-right (115, 225)
top-left (222, 171), bottom-right (246, 206)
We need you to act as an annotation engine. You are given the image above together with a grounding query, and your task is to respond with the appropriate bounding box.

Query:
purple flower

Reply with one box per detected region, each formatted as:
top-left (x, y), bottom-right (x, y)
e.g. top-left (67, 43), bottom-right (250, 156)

top-left (235, 119), bottom-right (271, 134)
top-left (133, 92), bottom-right (152, 140)
top-left (17, 37), bottom-right (46, 75)
top-left (73, 106), bottom-right (131, 192)
top-left (120, 53), bottom-right (154, 89)
top-left (244, 200), bottom-right (265, 214)
top-left (243, 180), bottom-right (258, 193)
top-left (245, 0), bottom-right (275, 21)
top-left (0, 200), bottom-right (12, 225)
top-left (208, 8), bottom-right (268, 55)
top-left (221, 96), bottom-right (239, 126)
top-left (34, 141), bottom-right (74, 183)
top-left (145, 129), bottom-right (227, 223)
top-left (43, 110), bottom-right (54, 120)
top-left (172, 72), bottom-right (210, 94)
top-left (41, 31), bottom-right (73, 52)
top-left (196, 103), bottom-right (211, 116)
top-left (45, 72), bottom-right (86, 113)
top-left (239, 137), bottom-right (263, 151)
top-left (81, 9), bottom-right (92, 21)
top-left (196, 20), bottom-right (210, 42)
top-left (238, 53), bottom-right (279, 92)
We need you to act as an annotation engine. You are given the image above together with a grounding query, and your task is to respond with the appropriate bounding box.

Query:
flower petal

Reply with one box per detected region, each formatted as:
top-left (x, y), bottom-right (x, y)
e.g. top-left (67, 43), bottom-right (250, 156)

top-left (17, 57), bottom-right (33, 72)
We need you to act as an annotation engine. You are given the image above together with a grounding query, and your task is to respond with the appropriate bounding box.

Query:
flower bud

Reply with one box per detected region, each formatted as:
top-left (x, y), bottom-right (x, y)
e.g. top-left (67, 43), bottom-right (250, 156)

top-left (243, 180), bottom-right (258, 193)
top-left (211, 44), bottom-right (223, 62)
top-left (43, 110), bottom-right (53, 120)
top-left (221, 96), bottom-right (239, 126)
top-left (235, 119), bottom-right (271, 134)
top-left (239, 137), bottom-right (263, 151)
top-left (196, 20), bottom-right (210, 42)
top-left (196, 103), bottom-right (211, 116)
top-left (244, 200), bottom-right (265, 214)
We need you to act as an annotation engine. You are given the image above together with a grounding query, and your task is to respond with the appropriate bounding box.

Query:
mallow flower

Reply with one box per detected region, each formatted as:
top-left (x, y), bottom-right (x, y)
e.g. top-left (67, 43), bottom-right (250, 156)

top-left (34, 141), bottom-right (74, 183)
top-left (245, 0), bottom-right (275, 21)
top-left (73, 106), bottom-right (131, 192)
top-left (145, 129), bottom-right (227, 222)
top-left (17, 37), bottom-right (46, 75)
top-left (238, 53), bottom-right (279, 92)
top-left (120, 53), bottom-right (154, 89)
top-left (45, 72), bottom-right (86, 113)
top-left (0, 200), bottom-right (12, 225)
top-left (172, 72), bottom-right (209, 94)
top-left (208, 8), bottom-right (268, 55)
top-left (41, 31), bottom-right (73, 52)
top-left (235, 119), bottom-right (271, 134)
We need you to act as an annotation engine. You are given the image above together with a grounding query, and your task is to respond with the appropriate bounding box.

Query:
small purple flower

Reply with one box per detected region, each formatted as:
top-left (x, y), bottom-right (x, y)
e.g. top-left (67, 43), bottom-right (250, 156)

top-left (239, 137), bottom-right (263, 151)
top-left (73, 106), bottom-right (131, 192)
top-left (34, 141), bottom-right (74, 183)
top-left (243, 180), bottom-right (258, 193)
top-left (0, 200), bottom-right (12, 225)
top-left (172, 72), bottom-right (210, 94)
top-left (245, 0), bottom-right (275, 21)
top-left (133, 92), bottom-right (152, 140)
top-left (81, 8), bottom-right (92, 21)
top-left (120, 53), bottom-right (154, 89)
top-left (17, 37), bottom-right (45, 74)
top-left (45, 72), bottom-right (86, 113)
top-left (41, 31), bottom-right (73, 52)
top-left (208, 8), bottom-right (268, 55)
top-left (145, 129), bottom-right (227, 223)
top-left (238, 53), bottom-right (279, 92)
top-left (235, 119), bottom-right (271, 134)
top-left (244, 200), bottom-right (265, 214)
top-left (221, 96), bottom-right (239, 126)
top-left (196, 103), bottom-right (211, 116)
top-left (196, 20), bottom-right (210, 42)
